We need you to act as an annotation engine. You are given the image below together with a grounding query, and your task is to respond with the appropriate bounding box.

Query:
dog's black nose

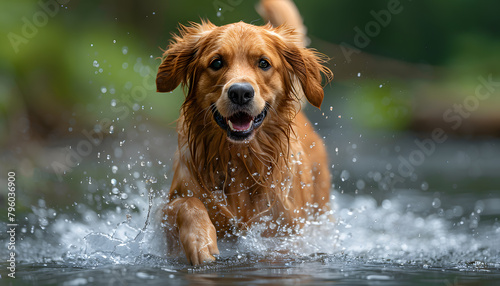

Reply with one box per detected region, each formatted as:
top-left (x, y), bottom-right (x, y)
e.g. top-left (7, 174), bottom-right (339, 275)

top-left (228, 83), bottom-right (254, 106)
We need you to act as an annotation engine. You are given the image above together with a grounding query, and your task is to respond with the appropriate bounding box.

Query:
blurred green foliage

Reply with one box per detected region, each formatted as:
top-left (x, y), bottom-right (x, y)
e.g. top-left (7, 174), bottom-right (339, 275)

top-left (0, 0), bottom-right (499, 145)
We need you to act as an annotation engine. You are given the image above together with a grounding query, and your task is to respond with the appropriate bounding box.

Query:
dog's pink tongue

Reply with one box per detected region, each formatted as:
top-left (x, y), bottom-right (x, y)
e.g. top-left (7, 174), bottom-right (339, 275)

top-left (229, 113), bottom-right (253, 131)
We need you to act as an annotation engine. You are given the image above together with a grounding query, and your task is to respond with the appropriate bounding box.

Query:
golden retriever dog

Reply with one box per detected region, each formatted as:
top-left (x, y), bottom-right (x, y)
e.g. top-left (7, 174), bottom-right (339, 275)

top-left (156, 0), bottom-right (333, 265)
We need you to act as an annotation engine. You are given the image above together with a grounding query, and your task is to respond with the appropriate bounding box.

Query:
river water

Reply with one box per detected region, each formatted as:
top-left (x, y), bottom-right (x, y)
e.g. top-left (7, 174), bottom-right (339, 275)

top-left (1, 115), bottom-right (500, 286)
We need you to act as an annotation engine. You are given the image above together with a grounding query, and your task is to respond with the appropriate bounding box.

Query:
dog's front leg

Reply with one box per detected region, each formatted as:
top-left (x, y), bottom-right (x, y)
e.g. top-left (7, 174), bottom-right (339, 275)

top-left (164, 197), bottom-right (219, 265)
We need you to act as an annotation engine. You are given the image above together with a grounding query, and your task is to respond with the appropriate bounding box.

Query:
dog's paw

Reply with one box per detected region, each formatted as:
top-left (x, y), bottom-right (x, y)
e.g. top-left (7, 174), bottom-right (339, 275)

top-left (179, 221), bottom-right (219, 265)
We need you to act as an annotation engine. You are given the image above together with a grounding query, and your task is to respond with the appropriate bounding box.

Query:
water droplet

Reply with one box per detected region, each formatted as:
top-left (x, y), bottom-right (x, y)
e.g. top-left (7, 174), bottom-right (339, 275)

top-left (453, 205), bottom-right (464, 217)
top-left (111, 166), bottom-right (118, 174)
top-left (93, 60), bottom-right (99, 67)
top-left (432, 198), bottom-right (441, 208)
top-left (122, 46), bottom-right (128, 55)
top-left (340, 170), bottom-right (350, 182)
top-left (421, 181), bottom-right (429, 191)
top-left (101, 87), bottom-right (107, 94)
top-left (475, 200), bottom-right (485, 214)
top-left (357, 72), bottom-right (361, 77)
top-left (111, 178), bottom-right (117, 186)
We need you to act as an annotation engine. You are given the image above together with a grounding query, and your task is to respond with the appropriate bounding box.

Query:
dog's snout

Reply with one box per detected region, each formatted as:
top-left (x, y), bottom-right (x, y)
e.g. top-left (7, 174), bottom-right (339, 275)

top-left (228, 83), bottom-right (254, 106)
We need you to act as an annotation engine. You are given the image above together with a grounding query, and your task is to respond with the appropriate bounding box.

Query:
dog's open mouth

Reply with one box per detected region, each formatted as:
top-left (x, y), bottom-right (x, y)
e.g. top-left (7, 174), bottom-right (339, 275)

top-left (213, 108), bottom-right (267, 141)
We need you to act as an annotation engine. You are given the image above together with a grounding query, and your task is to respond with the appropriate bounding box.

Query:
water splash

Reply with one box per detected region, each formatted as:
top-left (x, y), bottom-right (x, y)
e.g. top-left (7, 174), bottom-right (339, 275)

top-left (13, 187), bottom-right (500, 271)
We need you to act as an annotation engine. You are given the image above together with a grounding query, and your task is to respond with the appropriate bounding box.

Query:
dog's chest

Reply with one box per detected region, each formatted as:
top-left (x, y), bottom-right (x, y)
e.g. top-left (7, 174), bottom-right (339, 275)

top-left (210, 161), bottom-right (296, 226)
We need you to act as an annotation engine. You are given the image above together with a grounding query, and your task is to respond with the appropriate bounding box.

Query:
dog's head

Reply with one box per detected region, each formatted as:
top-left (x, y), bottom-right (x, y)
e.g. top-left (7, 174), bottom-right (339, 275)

top-left (157, 21), bottom-right (332, 143)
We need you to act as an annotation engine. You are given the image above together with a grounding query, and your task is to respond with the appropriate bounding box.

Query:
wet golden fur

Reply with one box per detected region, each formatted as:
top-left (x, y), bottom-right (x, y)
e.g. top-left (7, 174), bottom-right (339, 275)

top-left (156, 1), bottom-right (333, 265)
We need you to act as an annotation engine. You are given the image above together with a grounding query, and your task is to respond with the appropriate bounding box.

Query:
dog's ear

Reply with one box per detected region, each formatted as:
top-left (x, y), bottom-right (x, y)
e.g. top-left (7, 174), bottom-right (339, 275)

top-left (275, 28), bottom-right (333, 108)
top-left (284, 46), bottom-right (333, 108)
top-left (157, 21), bottom-right (216, 92)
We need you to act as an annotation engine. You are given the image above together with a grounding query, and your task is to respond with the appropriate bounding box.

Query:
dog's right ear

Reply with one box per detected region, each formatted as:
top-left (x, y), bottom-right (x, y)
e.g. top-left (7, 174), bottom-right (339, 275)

top-left (157, 21), bottom-right (216, 92)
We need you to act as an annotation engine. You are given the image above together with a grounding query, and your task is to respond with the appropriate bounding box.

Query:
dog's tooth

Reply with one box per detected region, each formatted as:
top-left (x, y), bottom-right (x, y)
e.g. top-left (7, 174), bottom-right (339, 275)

top-left (228, 120), bottom-right (235, 131)
top-left (246, 120), bottom-right (254, 131)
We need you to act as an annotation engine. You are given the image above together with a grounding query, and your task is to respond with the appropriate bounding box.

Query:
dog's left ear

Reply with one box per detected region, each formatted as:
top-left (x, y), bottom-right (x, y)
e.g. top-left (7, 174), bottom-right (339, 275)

top-left (280, 40), bottom-right (333, 108)
top-left (157, 21), bottom-right (216, 92)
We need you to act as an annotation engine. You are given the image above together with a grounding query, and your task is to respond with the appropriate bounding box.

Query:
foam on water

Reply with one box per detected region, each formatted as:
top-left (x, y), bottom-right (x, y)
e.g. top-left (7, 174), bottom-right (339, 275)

top-left (12, 186), bottom-right (500, 271)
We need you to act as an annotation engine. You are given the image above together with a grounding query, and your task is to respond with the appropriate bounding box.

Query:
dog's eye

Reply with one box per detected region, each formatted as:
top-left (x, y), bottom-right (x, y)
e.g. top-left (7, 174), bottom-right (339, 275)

top-left (259, 59), bottom-right (271, 70)
top-left (209, 59), bottom-right (223, 71)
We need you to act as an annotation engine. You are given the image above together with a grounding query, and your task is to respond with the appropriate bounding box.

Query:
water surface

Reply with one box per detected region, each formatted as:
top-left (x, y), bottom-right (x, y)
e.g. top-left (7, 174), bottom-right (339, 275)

top-left (2, 124), bottom-right (499, 286)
